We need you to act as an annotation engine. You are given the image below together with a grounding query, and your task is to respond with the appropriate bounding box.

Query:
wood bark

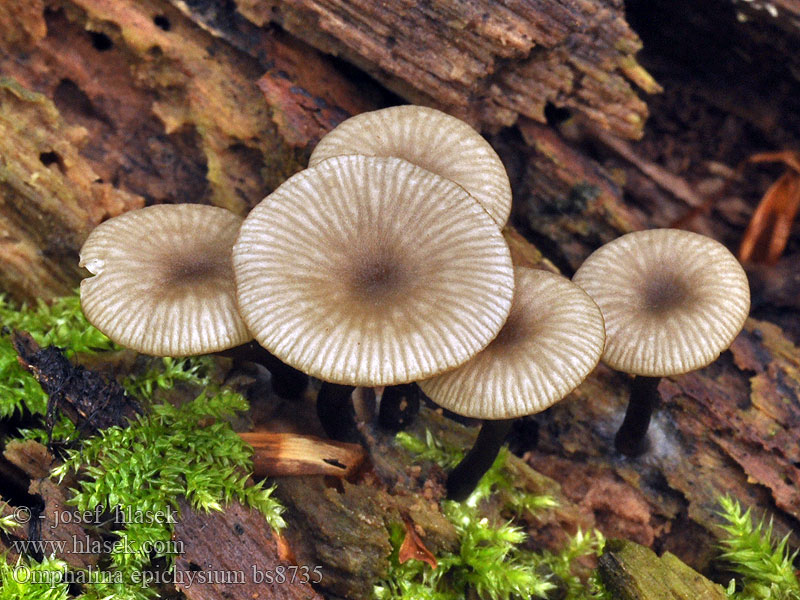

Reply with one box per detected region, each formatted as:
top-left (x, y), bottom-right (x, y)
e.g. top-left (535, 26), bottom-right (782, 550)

top-left (597, 539), bottom-right (729, 600)
top-left (0, 0), bottom-right (374, 303)
top-left (173, 500), bottom-right (323, 600)
top-left (236, 0), bottom-right (658, 137)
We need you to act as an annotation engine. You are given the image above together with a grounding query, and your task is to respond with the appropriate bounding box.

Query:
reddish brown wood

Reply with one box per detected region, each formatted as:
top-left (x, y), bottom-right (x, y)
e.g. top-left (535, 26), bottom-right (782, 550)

top-left (174, 501), bottom-right (323, 600)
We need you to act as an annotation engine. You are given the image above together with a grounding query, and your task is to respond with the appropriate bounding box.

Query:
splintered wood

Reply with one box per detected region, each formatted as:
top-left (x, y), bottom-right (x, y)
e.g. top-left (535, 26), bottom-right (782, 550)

top-left (239, 431), bottom-right (365, 477)
top-left (12, 331), bottom-right (141, 433)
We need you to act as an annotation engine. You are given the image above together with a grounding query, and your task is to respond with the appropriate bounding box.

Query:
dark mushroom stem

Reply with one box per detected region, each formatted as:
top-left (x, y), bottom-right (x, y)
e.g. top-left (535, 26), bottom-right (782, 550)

top-left (316, 382), bottom-right (359, 442)
top-left (446, 419), bottom-right (514, 501)
top-left (217, 341), bottom-right (309, 400)
top-left (318, 382), bottom-right (421, 441)
top-left (378, 383), bottom-right (421, 432)
top-left (614, 375), bottom-right (661, 456)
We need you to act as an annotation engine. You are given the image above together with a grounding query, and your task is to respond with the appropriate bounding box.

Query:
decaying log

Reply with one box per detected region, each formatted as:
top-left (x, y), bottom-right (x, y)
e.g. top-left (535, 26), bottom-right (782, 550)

top-left (2, 324), bottom-right (798, 597)
top-left (270, 405), bottom-right (598, 598)
top-left (0, 78), bottom-right (142, 301)
top-left (173, 500), bottom-right (323, 600)
top-left (3, 440), bottom-right (101, 569)
top-left (598, 539), bottom-right (729, 600)
top-left (525, 314), bottom-right (800, 571)
top-left (237, 0), bottom-right (659, 138)
top-left (0, 0), bottom-right (377, 304)
top-left (511, 119), bottom-right (645, 271)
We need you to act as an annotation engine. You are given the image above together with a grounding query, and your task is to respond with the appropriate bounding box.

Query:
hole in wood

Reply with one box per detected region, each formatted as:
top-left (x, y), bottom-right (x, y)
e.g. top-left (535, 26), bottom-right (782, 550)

top-left (39, 151), bottom-right (63, 171)
top-left (153, 15), bottom-right (171, 31)
top-left (544, 102), bottom-right (571, 126)
top-left (322, 458), bottom-right (347, 470)
top-left (89, 31), bottom-right (113, 51)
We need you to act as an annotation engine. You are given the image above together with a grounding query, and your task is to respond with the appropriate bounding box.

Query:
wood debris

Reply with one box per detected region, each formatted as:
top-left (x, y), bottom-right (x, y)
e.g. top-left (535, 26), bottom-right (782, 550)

top-left (239, 431), bottom-right (366, 478)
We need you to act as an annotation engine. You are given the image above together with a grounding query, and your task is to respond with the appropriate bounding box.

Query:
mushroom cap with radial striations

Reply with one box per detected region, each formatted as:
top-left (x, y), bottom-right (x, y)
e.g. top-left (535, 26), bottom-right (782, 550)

top-left (572, 228), bottom-right (751, 377)
top-left (308, 105), bottom-right (512, 227)
top-left (79, 204), bottom-right (251, 357)
top-left (418, 267), bottom-right (606, 420)
top-left (233, 155), bottom-right (515, 387)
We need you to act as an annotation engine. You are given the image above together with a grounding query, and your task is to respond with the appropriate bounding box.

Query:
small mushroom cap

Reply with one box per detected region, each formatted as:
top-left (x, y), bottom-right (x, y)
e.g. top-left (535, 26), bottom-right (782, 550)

top-left (233, 155), bottom-right (515, 387)
top-left (80, 204), bottom-right (250, 356)
top-left (572, 229), bottom-right (751, 376)
top-left (309, 105), bottom-right (512, 227)
top-left (419, 267), bottom-right (606, 419)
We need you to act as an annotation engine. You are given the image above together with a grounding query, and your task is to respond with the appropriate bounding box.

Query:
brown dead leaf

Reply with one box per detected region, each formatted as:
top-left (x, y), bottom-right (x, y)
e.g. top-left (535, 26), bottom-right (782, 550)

top-left (739, 151), bottom-right (800, 264)
top-left (398, 515), bottom-right (437, 569)
top-left (675, 150), bottom-right (800, 265)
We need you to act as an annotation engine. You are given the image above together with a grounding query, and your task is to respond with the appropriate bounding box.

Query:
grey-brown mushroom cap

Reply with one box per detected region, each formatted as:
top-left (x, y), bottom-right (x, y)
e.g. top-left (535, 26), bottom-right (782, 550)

top-left (308, 105), bottom-right (512, 227)
top-left (418, 268), bottom-right (605, 419)
top-left (572, 228), bottom-right (751, 377)
top-left (79, 204), bottom-right (250, 356)
top-left (233, 155), bottom-right (515, 387)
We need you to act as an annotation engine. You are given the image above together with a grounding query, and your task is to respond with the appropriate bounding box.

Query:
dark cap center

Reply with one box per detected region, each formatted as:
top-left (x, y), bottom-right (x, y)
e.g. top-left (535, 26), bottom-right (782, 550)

top-left (641, 269), bottom-right (691, 314)
top-left (351, 255), bottom-right (405, 303)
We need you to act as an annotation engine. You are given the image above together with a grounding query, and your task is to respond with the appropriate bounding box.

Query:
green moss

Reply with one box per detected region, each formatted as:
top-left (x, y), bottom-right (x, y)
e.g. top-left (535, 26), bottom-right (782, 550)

top-left (379, 431), bottom-right (605, 600)
top-left (0, 291), bottom-right (284, 599)
top-left (0, 555), bottom-right (71, 600)
top-left (120, 355), bottom-right (215, 400)
top-left (0, 501), bottom-right (21, 535)
top-left (717, 496), bottom-right (800, 600)
top-left (395, 429), bottom-right (464, 470)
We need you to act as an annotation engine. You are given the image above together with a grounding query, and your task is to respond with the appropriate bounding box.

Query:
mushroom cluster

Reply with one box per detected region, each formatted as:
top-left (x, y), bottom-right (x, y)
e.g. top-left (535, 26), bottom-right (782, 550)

top-left (231, 106), bottom-right (607, 497)
top-left (78, 105), bottom-right (750, 500)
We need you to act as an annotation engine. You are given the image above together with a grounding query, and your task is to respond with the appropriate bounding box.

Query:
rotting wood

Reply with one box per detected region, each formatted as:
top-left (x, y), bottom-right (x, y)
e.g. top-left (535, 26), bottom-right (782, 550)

top-left (173, 500), bottom-right (323, 600)
top-left (525, 314), bottom-right (800, 571)
top-left (0, 78), bottom-right (143, 302)
top-left (0, 0), bottom-right (659, 304)
top-left (598, 539), bottom-right (729, 600)
top-left (512, 119), bottom-right (645, 271)
top-left (12, 330), bottom-right (141, 434)
top-left (0, 0), bottom-right (380, 304)
top-left (3, 440), bottom-right (101, 570)
top-left (237, 0), bottom-right (659, 138)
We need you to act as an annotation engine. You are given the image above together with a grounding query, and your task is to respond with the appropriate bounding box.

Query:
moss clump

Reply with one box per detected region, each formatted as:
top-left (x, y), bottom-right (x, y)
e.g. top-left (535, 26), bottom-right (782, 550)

top-left (0, 555), bottom-right (72, 600)
top-left (718, 496), bottom-right (800, 600)
top-left (0, 291), bottom-right (284, 600)
top-left (50, 386), bottom-right (284, 600)
top-left (378, 431), bottom-right (605, 600)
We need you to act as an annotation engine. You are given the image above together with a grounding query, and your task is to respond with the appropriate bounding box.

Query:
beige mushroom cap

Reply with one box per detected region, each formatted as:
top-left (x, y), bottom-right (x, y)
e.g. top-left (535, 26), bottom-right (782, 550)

top-left (419, 267), bottom-right (606, 419)
top-left (572, 228), bottom-right (751, 376)
top-left (80, 204), bottom-right (250, 356)
top-left (309, 105), bottom-right (512, 227)
top-left (233, 155), bottom-right (515, 387)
